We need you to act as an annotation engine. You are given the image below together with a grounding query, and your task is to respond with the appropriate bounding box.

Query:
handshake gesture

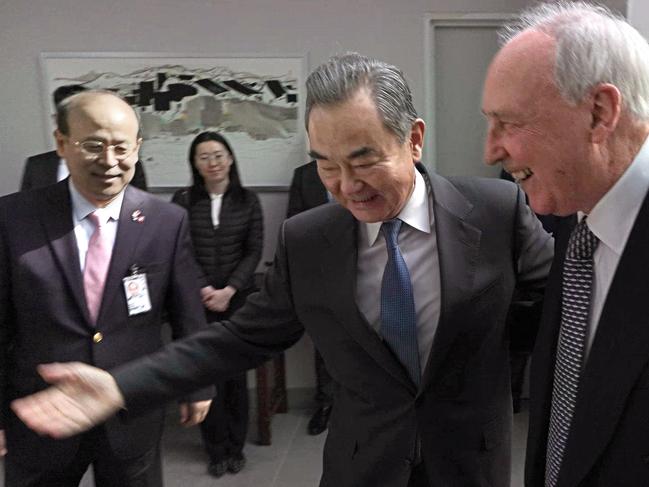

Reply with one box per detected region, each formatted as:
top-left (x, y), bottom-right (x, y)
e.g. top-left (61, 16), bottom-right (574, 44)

top-left (13, 362), bottom-right (131, 438)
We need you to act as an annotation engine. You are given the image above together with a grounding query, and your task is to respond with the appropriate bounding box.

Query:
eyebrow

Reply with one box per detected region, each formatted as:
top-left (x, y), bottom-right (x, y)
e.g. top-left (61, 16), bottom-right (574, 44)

top-left (81, 136), bottom-right (130, 145)
top-left (308, 146), bottom-right (377, 161)
top-left (308, 149), bottom-right (327, 160)
top-left (481, 109), bottom-right (500, 118)
top-left (348, 146), bottom-right (376, 159)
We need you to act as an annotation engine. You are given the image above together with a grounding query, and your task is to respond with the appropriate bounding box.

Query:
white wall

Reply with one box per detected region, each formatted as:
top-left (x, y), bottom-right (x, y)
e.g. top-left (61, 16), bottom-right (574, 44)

top-left (628, 0), bottom-right (649, 37)
top-left (0, 0), bottom-right (627, 391)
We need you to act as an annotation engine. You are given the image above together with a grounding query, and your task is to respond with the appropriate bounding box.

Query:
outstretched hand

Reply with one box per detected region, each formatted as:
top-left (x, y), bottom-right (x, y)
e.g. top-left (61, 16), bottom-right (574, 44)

top-left (10, 362), bottom-right (125, 439)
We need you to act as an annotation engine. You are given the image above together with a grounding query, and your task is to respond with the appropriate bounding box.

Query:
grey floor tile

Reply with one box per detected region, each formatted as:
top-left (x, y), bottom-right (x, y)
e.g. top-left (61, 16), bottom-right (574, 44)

top-left (0, 404), bottom-right (528, 487)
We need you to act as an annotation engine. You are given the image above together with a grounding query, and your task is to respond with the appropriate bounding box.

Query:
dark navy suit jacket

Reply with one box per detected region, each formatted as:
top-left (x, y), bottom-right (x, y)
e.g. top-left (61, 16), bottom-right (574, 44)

top-left (0, 182), bottom-right (208, 468)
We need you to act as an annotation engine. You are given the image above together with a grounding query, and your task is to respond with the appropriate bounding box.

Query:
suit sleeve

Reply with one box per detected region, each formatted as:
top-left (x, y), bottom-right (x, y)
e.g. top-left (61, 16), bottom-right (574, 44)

top-left (112, 220), bottom-right (303, 414)
top-left (509, 186), bottom-right (555, 350)
top-left (227, 193), bottom-right (264, 291)
top-left (130, 161), bottom-right (148, 192)
top-left (0, 200), bottom-right (15, 427)
top-left (165, 211), bottom-right (214, 402)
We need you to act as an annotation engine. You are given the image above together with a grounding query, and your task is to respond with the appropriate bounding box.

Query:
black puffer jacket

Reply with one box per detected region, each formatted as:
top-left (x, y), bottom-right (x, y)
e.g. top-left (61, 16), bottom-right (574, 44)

top-left (172, 186), bottom-right (263, 293)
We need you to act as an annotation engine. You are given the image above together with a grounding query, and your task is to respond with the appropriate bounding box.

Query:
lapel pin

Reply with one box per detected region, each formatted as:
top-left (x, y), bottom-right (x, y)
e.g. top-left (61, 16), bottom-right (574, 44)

top-left (131, 209), bottom-right (145, 223)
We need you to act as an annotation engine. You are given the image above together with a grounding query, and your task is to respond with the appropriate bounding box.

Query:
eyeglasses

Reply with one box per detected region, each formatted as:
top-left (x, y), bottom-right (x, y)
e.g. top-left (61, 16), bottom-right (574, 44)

top-left (197, 152), bottom-right (229, 164)
top-left (73, 139), bottom-right (141, 161)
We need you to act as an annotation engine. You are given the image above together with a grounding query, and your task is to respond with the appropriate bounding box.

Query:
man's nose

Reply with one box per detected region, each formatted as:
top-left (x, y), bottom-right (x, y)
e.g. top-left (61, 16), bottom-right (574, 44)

top-left (340, 168), bottom-right (362, 194)
top-left (484, 129), bottom-right (506, 166)
top-left (97, 147), bottom-right (119, 167)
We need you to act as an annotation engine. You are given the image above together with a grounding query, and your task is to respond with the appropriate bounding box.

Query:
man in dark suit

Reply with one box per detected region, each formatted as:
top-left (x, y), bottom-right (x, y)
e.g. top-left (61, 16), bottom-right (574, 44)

top-left (12, 54), bottom-right (553, 487)
top-left (286, 160), bottom-right (334, 435)
top-left (0, 90), bottom-right (211, 486)
top-left (482, 2), bottom-right (649, 485)
top-left (20, 84), bottom-right (148, 192)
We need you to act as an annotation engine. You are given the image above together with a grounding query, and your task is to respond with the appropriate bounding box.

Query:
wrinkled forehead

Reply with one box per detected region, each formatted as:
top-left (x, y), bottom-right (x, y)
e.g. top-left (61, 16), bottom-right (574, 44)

top-left (483, 30), bottom-right (557, 110)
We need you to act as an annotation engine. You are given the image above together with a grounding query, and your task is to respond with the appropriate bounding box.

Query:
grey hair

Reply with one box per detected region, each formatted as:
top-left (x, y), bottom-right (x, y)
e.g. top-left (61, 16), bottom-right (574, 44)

top-left (305, 52), bottom-right (418, 143)
top-left (56, 89), bottom-right (141, 137)
top-left (499, 1), bottom-right (649, 121)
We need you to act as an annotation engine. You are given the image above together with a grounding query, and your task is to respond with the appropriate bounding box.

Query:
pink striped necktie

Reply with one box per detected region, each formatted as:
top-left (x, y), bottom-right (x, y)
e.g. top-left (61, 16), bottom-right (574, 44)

top-left (83, 212), bottom-right (112, 324)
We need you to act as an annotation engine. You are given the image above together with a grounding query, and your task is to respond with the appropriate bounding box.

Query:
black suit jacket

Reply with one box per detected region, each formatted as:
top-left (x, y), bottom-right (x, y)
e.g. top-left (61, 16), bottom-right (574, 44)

top-left (286, 160), bottom-right (329, 217)
top-left (112, 169), bottom-right (554, 487)
top-left (20, 150), bottom-right (148, 191)
top-left (526, 196), bottom-right (649, 486)
top-left (0, 182), bottom-right (208, 469)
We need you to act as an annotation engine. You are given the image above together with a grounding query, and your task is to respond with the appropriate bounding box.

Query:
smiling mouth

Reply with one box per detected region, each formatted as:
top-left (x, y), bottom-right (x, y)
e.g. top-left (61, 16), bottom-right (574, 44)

top-left (350, 194), bottom-right (377, 204)
top-left (94, 173), bottom-right (121, 181)
top-left (509, 168), bottom-right (533, 183)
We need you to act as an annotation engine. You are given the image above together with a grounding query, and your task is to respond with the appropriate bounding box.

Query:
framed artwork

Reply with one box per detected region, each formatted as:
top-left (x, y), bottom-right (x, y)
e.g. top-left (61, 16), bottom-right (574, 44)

top-left (40, 52), bottom-right (307, 190)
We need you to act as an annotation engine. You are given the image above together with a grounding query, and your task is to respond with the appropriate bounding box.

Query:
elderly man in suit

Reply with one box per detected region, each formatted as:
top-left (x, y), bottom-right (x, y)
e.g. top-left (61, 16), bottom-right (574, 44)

top-left (0, 90), bottom-right (211, 486)
top-left (481, 2), bottom-right (649, 485)
top-left (12, 53), bottom-right (553, 487)
top-left (20, 84), bottom-right (148, 192)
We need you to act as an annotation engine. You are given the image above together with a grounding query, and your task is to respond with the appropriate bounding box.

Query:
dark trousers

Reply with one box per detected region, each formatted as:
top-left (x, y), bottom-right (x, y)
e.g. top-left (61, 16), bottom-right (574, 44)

top-left (200, 373), bottom-right (249, 462)
top-left (510, 351), bottom-right (530, 409)
top-left (201, 288), bottom-right (254, 462)
top-left (5, 426), bottom-right (162, 487)
top-left (314, 349), bottom-right (333, 406)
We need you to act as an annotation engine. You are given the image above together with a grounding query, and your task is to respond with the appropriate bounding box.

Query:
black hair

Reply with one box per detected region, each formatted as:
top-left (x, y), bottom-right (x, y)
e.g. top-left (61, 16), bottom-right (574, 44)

top-left (187, 131), bottom-right (244, 203)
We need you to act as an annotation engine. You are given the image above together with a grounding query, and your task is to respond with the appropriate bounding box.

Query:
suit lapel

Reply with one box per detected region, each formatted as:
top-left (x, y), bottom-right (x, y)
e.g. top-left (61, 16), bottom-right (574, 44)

top-left (319, 207), bottom-right (417, 393)
top-left (559, 193), bottom-right (649, 486)
top-left (39, 181), bottom-right (90, 323)
top-left (421, 174), bottom-right (481, 390)
top-left (96, 186), bottom-right (147, 323)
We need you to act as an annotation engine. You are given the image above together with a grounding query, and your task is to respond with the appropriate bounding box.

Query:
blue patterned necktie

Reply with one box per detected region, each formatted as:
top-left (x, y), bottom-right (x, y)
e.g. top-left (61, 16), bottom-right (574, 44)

top-left (380, 219), bottom-right (421, 386)
top-left (545, 218), bottom-right (599, 487)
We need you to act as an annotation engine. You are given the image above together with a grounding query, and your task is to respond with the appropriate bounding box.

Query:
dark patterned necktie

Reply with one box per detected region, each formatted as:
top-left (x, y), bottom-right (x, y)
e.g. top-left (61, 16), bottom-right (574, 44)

top-left (380, 219), bottom-right (421, 386)
top-left (545, 218), bottom-right (599, 487)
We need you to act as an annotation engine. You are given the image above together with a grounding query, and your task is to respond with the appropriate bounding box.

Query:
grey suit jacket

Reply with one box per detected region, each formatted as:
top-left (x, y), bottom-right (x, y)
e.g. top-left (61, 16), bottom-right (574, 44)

top-left (526, 194), bottom-right (649, 486)
top-left (0, 182), bottom-right (208, 469)
top-left (114, 169), bottom-right (554, 487)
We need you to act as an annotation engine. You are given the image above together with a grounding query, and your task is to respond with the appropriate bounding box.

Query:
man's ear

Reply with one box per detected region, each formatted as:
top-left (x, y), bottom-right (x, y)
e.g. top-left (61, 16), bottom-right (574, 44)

top-left (589, 83), bottom-right (621, 144)
top-left (409, 119), bottom-right (425, 161)
top-left (54, 129), bottom-right (67, 159)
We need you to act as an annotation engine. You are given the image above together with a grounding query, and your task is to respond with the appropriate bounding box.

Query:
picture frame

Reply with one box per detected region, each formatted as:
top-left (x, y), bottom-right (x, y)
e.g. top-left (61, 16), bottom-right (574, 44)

top-left (40, 52), bottom-right (307, 190)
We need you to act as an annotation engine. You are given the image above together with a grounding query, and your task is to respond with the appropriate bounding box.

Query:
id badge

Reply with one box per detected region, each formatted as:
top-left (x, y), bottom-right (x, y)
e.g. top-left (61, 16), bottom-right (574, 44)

top-left (123, 273), bottom-right (152, 316)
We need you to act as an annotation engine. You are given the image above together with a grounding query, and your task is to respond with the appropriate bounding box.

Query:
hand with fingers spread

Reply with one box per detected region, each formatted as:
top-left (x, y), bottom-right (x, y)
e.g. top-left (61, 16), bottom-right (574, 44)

top-left (178, 399), bottom-right (212, 427)
top-left (10, 362), bottom-right (124, 439)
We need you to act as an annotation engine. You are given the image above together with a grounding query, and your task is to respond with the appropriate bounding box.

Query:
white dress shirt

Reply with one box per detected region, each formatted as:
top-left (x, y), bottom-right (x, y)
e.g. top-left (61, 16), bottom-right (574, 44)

top-left (356, 169), bottom-right (441, 374)
top-left (583, 135), bottom-right (649, 359)
top-left (57, 158), bottom-right (70, 182)
top-left (209, 192), bottom-right (224, 228)
top-left (69, 181), bottom-right (123, 271)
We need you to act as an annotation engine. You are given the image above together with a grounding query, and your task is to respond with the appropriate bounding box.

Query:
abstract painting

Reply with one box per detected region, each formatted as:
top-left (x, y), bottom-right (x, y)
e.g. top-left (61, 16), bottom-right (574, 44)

top-left (41, 53), bottom-right (306, 188)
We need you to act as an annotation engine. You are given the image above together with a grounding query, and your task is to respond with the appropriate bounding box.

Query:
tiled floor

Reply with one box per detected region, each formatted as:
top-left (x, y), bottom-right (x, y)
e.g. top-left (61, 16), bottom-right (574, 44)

top-left (1, 405), bottom-right (529, 486)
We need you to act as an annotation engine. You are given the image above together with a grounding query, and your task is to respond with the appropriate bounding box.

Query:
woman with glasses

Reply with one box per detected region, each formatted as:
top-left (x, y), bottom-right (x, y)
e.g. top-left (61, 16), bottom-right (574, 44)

top-left (172, 131), bottom-right (263, 478)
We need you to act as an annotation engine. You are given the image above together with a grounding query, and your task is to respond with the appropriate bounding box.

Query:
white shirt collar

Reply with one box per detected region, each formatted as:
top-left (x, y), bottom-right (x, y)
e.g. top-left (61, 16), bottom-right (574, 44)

top-left (69, 179), bottom-right (125, 224)
top-left (364, 168), bottom-right (432, 246)
top-left (584, 135), bottom-right (649, 256)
